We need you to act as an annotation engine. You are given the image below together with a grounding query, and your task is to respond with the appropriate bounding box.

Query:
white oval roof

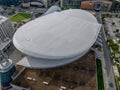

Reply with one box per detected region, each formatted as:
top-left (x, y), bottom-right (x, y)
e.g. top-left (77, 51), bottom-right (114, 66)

top-left (13, 9), bottom-right (101, 59)
top-left (44, 5), bottom-right (61, 15)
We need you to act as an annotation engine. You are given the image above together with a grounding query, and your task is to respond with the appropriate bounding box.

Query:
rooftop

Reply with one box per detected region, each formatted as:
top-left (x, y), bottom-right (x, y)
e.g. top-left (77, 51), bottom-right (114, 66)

top-left (0, 39), bottom-right (11, 50)
top-left (0, 15), bottom-right (7, 23)
top-left (81, 0), bottom-right (112, 10)
top-left (11, 51), bottom-right (97, 90)
top-left (13, 9), bottom-right (101, 59)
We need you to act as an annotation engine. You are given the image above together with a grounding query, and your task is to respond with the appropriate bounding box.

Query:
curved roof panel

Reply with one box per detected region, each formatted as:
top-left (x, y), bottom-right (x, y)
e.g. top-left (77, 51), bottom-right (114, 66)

top-left (44, 5), bottom-right (61, 15)
top-left (13, 9), bottom-right (101, 62)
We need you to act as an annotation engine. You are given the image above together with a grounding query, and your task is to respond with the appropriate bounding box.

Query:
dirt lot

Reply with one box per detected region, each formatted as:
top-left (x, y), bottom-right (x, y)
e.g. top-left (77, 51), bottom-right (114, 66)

top-left (11, 51), bottom-right (96, 90)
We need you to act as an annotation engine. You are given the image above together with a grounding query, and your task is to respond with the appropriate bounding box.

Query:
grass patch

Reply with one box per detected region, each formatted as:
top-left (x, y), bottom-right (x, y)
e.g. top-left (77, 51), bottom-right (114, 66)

top-left (10, 12), bottom-right (32, 22)
top-left (96, 59), bottom-right (104, 90)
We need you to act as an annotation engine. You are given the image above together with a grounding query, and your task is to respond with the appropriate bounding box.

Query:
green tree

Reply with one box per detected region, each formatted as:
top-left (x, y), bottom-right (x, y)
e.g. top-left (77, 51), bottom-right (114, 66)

top-left (117, 76), bottom-right (120, 81)
top-left (106, 13), bottom-right (109, 17)
top-left (112, 22), bottom-right (115, 25)
top-left (115, 14), bottom-right (118, 17)
top-left (116, 29), bottom-right (119, 32)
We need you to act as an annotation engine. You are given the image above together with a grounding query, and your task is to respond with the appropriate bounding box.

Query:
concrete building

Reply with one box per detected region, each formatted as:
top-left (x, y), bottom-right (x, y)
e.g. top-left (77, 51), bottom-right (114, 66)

top-left (60, 0), bottom-right (82, 9)
top-left (111, 0), bottom-right (120, 11)
top-left (40, 0), bottom-right (59, 8)
top-left (13, 9), bottom-right (101, 68)
top-left (0, 16), bottom-right (15, 51)
top-left (81, 0), bottom-right (112, 11)
top-left (21, 0), bottom-right (59, 9)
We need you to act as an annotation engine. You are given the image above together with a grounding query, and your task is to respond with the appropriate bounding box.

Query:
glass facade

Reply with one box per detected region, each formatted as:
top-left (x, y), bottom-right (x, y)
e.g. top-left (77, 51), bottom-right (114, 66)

top-left (0, 0), bottom-right (18, 6)
top-left (0, 65), bottom-right (16, 87)
top-left (111, 0), bottom-right (120, 11)
top-left (61, 0), bottom-right (82, 9)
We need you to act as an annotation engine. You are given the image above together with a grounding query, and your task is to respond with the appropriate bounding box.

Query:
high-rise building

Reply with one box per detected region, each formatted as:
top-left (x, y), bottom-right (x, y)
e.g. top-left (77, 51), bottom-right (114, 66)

top-left (60, 0), bottom-right (82, 9)
top-left (111, 0), bottom-right (120, 11)
top-left (0, 0), bottom-right (18, 6)
top-left (0, 16), bottom-right (15, 51)
top-left (0, 51), bottom-right (16, 89)
top-left (0, 16), bottom-right (15, 89)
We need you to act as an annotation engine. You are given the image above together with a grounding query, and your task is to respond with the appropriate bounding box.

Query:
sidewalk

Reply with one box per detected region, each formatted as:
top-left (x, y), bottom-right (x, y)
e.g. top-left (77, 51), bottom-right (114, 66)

top-left (94, 48), bottom-right (109, 90)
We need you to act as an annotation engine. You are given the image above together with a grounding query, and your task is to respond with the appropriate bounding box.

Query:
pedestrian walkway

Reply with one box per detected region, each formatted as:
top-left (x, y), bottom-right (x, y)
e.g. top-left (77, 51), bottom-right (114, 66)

top-left (92, 47), bottom-right (109, 90)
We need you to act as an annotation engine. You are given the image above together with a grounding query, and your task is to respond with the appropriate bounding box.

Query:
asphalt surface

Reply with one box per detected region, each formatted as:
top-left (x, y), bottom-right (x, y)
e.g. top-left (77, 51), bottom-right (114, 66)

top-left (96, 11), bottom-right (117, 90)
top-left (6, 43), bottom-right (24, 64)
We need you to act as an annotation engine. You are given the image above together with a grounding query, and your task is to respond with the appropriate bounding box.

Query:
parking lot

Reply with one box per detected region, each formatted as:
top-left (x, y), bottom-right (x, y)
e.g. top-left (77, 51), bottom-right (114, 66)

top-left (105, 17), bottom-right (120, 40)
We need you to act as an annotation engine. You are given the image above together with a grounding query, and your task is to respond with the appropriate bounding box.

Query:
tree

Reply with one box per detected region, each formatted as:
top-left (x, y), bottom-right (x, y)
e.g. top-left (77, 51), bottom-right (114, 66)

top-left (116, 33), bottom-right (120, 38)
top-left (112, 22), bottom-right (115, 25)
top-left (117, 76), bottom-right (120, 81)
top-left (115, 14), bottom-right (118, 17)
top-left (106, 13), bottom-right (109, 17)
top-left (118, 40), bottom-right (120, 43)
top-left (109, 14), bottom-right (112, 18)
top-left (118, 66), bottom-right (120, 73)
top-left (116, 29), bottom-right (119, 32)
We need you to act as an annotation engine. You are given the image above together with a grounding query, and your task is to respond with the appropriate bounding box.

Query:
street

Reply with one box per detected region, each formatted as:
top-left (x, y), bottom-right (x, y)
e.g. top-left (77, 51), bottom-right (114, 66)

top-left (96, 11), bottom-right (117, 90)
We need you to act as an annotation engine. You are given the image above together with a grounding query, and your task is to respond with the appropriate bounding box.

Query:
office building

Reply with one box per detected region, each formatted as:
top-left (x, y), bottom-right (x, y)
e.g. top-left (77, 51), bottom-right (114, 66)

top-left (60, 0), bottom-right (82, 9)
top-left (111, 0), bottom-right (120, 11)
top-left (0, 0), bottom-right (18, 6)
top-left (0, 16), bottom-right (15, 51)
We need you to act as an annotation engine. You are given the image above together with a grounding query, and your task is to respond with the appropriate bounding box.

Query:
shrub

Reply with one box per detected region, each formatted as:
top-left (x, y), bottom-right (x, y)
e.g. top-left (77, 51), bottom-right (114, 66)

top-left (116, 29), bottom-right (119, 32)
top-left (112, 22), bottom-right (115, 25)
top-left (115, 14), bottom-right (118, 17)
top-left (107, 39), bottom-right (119, 53)
top-left (118, 66), bottom-right (120, 74)
top-left (106, 13), bottom-right (109, 17)
top-left (116, 33), bottom-right (120, 38)
top-left (117, 76), bottom-right (120, 81)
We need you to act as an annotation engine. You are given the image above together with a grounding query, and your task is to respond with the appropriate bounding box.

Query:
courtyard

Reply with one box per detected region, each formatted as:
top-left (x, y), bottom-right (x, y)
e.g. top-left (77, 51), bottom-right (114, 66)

top-left (10, 12), bottom-right (32, 22)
